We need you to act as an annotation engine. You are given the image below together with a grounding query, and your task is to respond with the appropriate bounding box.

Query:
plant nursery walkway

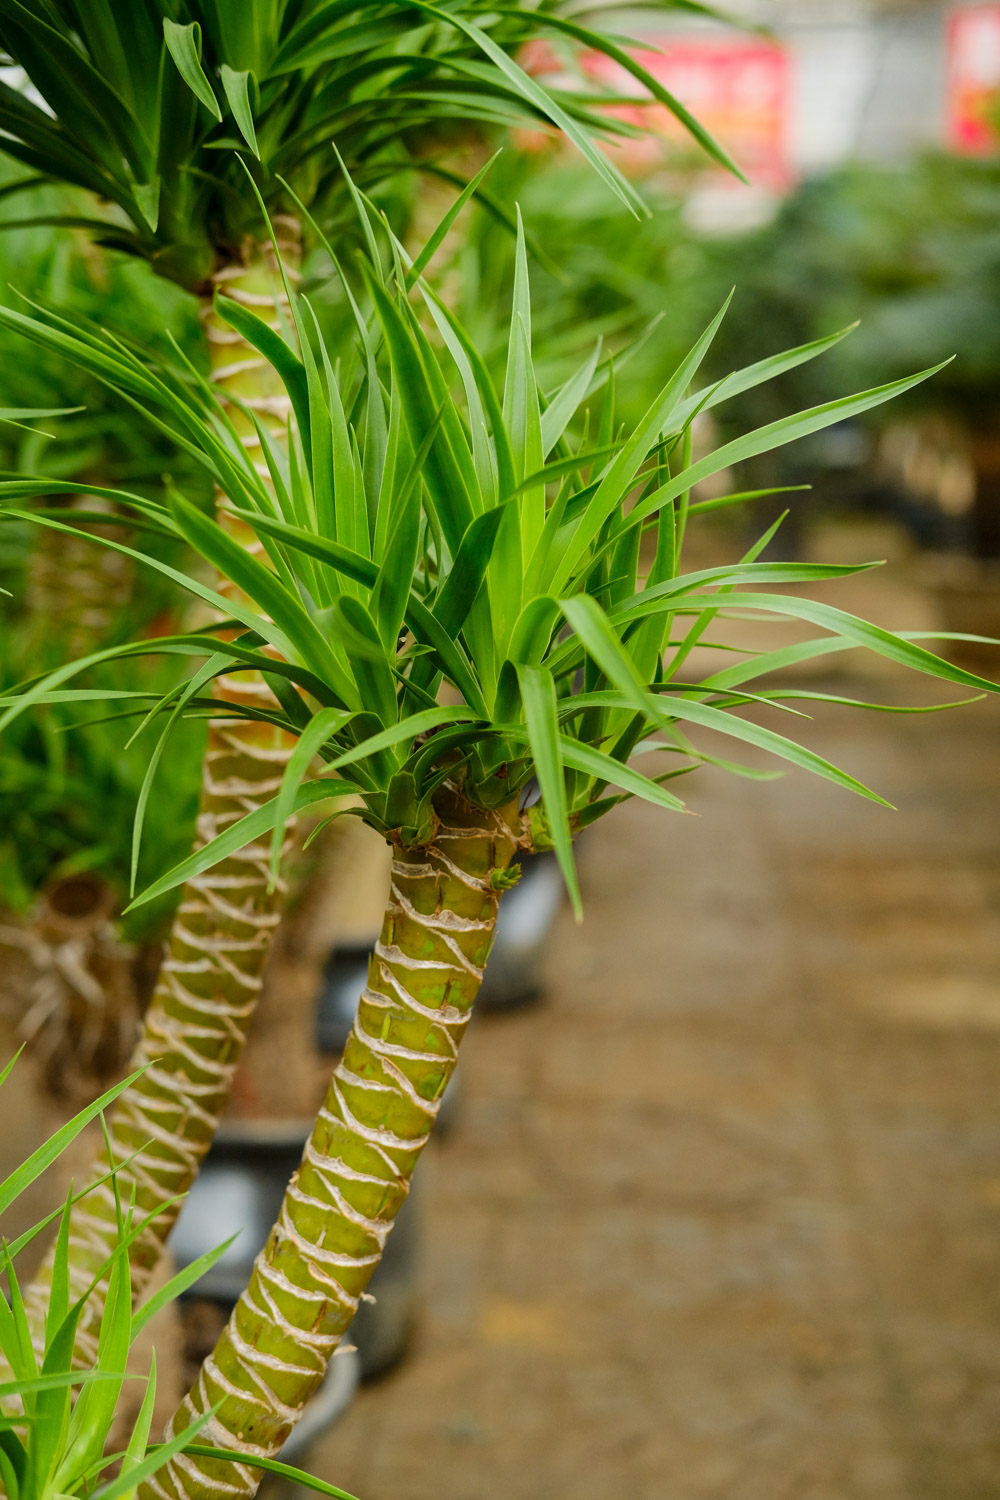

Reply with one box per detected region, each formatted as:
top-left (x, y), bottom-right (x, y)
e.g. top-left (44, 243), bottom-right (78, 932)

top-left (310, 649), bottom-right (1000, 1495)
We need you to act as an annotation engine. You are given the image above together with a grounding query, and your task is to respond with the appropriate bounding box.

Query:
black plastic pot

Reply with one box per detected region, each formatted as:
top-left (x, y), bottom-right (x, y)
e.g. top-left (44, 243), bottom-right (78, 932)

top-left (477, 851), bottom-right (563, 1011)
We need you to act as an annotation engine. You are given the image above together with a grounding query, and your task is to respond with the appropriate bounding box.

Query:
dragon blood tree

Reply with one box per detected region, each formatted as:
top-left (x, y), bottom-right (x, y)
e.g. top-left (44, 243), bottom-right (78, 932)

top-left (1, 201), bottom-right (995, 1496)
top-left (0, 0), bottom-right (737, 1352)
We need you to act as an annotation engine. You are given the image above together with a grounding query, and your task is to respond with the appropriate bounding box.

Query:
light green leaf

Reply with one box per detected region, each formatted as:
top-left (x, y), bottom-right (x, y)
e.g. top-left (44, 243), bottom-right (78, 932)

top-left (269, 707), bottom-right (352, 886)
top-left (631, 590), bottom-right (1000, 697)
top-left (0, 1066), bottom-right (146, 1217)
top-left (126, 781), bottom-right (358, 911)
top-left (551, 295), bottom-right (733, 591)
top-left (91, 1405), bottom-right (220, 1500)
top-left (131, 175), bottom-right (160, 232)
top-left (117, 1354), bottom-right (157, 1500)
top-left (624, 362), bottom-right (954, 538)
top-left (414, 2), bottom-right (647, 217)
top-left (130, 1237), bottom-right (240, 1344)
top-left (162, 20), bottom-right (221, 120)
top-left (517, 665), bottom-right (581, 917)
top-left (406, 148), bottom-right (501, 288)
top-left (158, 1444), bottom-right (359, 1500)
top-left (556, 736), bottom-right (687, 812)
top-left (220, 65), bottom-right (259, 156)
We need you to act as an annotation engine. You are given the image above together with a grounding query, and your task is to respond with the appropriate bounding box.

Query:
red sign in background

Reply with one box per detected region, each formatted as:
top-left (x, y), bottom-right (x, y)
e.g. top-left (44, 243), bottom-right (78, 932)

top-left (588, 38), bottom-right (791, 187)
top-left (947, 4), bottom-right (1000, 152)
top-left (523, 36), bottom-right (791, 188)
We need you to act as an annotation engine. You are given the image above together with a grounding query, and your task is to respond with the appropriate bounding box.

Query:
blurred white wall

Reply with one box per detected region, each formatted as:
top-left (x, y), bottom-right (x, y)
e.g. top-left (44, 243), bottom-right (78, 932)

top-left (783, 4), bottom-right (948, 168)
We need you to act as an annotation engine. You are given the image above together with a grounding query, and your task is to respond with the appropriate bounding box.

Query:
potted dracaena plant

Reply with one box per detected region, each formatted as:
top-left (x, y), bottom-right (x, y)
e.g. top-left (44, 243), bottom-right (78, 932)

top-left (0, 0), bottom-right (740, 1355)
top-left (1, 194), bottom-right (996, 1498)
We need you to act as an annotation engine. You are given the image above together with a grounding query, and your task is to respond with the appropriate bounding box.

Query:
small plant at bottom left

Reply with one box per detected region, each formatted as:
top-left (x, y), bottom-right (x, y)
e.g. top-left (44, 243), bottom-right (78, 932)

top-left (0, 1052), bottom-right (356, 1500)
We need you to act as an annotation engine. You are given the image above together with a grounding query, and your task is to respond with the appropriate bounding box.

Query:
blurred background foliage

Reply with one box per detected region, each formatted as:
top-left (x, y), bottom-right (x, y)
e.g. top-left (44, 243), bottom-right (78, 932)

top-left (0, 163), bottom-right (208, 939)
top-left (428, 141), bottom-right (1000, 558)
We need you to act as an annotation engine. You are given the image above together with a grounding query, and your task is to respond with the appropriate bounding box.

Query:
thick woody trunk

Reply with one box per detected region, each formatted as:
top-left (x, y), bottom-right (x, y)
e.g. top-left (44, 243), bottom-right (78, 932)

top-left (21, 222), bottom-right (301, 1361)
top-left (143, 788), bottom-right (524, 1500)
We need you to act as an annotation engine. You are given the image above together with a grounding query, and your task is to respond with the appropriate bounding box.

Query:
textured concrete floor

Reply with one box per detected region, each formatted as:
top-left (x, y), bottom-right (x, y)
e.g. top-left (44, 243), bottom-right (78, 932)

top-left (306, 679), bottom-right (1000, 1500)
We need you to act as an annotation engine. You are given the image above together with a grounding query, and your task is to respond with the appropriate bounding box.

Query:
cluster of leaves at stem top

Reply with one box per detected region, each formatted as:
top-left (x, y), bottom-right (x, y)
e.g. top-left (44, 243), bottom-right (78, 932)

top-left (0, 187), bottom-right (997, 921)
top-left (0, 1051), bottom-right (359, 1500)
top-left (0, 0), bottom-right (744, 290)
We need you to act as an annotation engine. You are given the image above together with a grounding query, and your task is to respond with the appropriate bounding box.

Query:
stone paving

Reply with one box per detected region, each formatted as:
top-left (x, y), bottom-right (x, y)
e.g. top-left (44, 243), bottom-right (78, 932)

top-left (307, 678), bottom-right (1000, 1500)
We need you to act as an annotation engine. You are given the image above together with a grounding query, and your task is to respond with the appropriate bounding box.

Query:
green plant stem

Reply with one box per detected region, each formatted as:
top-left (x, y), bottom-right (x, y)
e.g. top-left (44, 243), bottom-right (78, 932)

top-left (142, 784), bottom-right (524, 1500)
top-left (21, 225), bottom-right (302, 1365)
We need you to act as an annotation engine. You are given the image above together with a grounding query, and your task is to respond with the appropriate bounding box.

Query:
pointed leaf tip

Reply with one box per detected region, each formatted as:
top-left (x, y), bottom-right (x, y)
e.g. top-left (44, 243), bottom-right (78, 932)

top-left (163, 20), bottom-right (222, 121)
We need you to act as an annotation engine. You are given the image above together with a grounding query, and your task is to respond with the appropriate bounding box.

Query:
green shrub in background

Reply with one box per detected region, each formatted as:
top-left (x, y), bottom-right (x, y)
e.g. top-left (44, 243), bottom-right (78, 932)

top-left (0, 174), bottom-right (209, 937)
top-left (695, 154), bottom-right (1000, 555)
top-left (0, 659), bottom-right (204, 944)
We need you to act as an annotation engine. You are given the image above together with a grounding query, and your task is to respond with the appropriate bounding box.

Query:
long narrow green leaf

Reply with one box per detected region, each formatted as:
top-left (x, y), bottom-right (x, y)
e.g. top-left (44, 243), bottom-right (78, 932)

top-left (555, 736), bottom-right (687, 812)
top-left (624, 590), bottom-right (1000, 696)
top-left (550, 295), bottom-right (733, 592)
top-left (0, 1047), bottom-right (23, 1093)
top-left (517, 665), bottom-right (580, 916)
top-left (433, 503), bottom-right (510, 638)
top-left (162, 20), bottom-right (221, 119)
top-left (130, 654), bottom-right (229, 897)
top-left (220, 66), bottom-right (259, 156)
top-left (116, 1353), bottom-right (157, 1500)
top-left (155, 1444), bottom-right (359, 1500)
top-left (560, 596), bottom-right (893, 804)
top-left (492, 9), bottom-right (747, 182)
top-left (268, 707), bottom-right (352, 886)
top-left (0, 511), bottom-right (305, 718)
top-left (321, 705), bottom-right (483, 777)
top-left (130, 1237), bottom-right (240, 1344)
top-left (679, 324), bottom-right (860, 430)
top-left (622, 363), bottom-right (954, 538)
top-left (170, 495), bottom-right (355, 702)
top-left (214, 291), bottom-right (308, 438)
top-left (0, 1371), bottom-right (131, 1401)
top-left (126, 781), bottom-right (358, 911)
top-left (406, 148), bottom-right (501, 287)
top-left (229, 509), bottom-right (490, 716)
top-left (408, 1), bottom-right (648, 217)
top-left (0, 1067), bottom-right (146, 1217)
top-left (5, 1146), bottom-right (154, 1263)
top-left (91, 1405), bottom-right (220, 1500)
